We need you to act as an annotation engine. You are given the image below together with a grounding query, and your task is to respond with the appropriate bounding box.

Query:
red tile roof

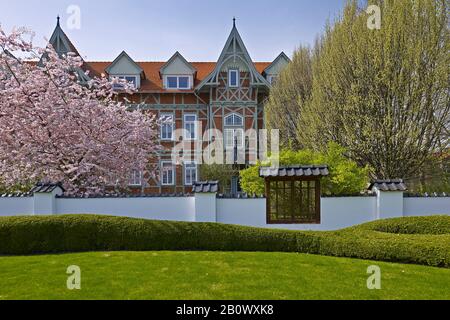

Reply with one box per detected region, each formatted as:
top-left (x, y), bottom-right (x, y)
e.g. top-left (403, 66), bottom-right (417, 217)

top-left (85, 61), bottom-right (271, 92)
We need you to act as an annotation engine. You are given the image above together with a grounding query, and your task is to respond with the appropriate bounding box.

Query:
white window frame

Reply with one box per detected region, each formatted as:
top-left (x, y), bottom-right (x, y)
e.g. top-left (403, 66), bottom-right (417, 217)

top-left (228, 69), bottom-right (239, 88)
top-left (184, 162), bottom-right (198, 186)
top-left (160, 112), bottom-right (174, 141)
top-left (184, 114), bottom-right (198, 141)
top-left (128, 170), bottom-right (142, 187)
top-left (224, 113), bottom-right (244, 149)
top-left (161, 161), bottom-right (175, 186)
top-left (165, 75), bottom-right (192, 90)
top-left (224, 128), bottom-right (244, 149)
top-left (111, 75), bottom-right (138, 90)
top-left (225, 113), bottom-right (244, 127)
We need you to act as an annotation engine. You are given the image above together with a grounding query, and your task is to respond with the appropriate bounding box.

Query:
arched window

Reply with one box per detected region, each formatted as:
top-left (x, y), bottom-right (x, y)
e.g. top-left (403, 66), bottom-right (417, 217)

top-left (224, 113), bottom-right (243, 127)
top-left (224, 113), bottom-right (244, 149)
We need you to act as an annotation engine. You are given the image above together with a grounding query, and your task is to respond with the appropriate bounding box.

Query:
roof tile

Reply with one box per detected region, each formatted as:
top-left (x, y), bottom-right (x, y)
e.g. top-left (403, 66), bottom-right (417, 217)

top-left (368, 180), bottom-right (408, 192)
top-left (259, 165), bottom-right (329, 178)
top-left (192, 181), bottom-right (219, 193)
top-left (85, 61), bottom-right (271, 93)
top-left (30, 182), bottom-right (65, 194)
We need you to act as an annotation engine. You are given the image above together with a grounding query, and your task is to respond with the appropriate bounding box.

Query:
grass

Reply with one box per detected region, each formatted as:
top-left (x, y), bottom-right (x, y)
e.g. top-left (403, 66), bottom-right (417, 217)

top-left (0, 251), bottom-right (449, 300)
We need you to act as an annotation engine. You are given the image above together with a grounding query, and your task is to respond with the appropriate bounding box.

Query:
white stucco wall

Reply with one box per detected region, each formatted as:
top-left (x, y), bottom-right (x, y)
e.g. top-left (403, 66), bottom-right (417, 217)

top-left (217, 198), bottom-right (266, 226)
top-left (195, 194), bottom-right (217, 222)
top-left (0, 197), bottom-right (33, 216)
top-left (316, 197), bottom-right (377, 230)
top-left (217, 197), bottom-right (376, 231)
top-left (55, 197), bottom-right (195, 221)
top-left (404, 197), bottom-right (450, 216)
top-left (1, 194), bottom-right (449, 231)
top-left (376, 191), bottom-right (404, 219)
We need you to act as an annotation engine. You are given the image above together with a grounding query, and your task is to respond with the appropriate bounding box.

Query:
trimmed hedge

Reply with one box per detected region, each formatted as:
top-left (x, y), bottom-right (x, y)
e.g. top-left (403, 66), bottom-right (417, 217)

top-left (0, 215), bottom-right (449, 268)
top-left (357, 216), bottom-right (450, 235)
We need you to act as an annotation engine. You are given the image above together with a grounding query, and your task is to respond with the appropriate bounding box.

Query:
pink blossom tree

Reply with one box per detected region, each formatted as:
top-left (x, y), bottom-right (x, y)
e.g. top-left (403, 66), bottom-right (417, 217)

top-left (0, 26), bottom-right (159, 194)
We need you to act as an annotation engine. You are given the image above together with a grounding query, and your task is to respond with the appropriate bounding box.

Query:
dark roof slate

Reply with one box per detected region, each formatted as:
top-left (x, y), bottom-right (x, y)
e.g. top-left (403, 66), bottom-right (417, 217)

top-left (368, 180), bottom-right (408, 192)
top-left (30, 182), bottom-right (65, 193)
top-left (57, 193), bottom-right (192, 199)
top-left (0, 192), bottom-right (32, 198)
top-left (192, 181), bottom-right (219, 193)
top-left (259, 165), bottom-right (329, 178)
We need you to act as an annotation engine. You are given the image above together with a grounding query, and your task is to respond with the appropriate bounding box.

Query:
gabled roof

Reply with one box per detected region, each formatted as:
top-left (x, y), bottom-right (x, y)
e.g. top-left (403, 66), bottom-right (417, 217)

top-left (192, 181), bottom-right (219, 193)
top-left (38, 18), bottom-right (279, 93)
top-left (85, 61), bottom-right (270, 93)
top-left (47, 17), bottom-right (81, 58)
top-left (263, 52), bottom-right (291, 75)
top-left (159, 51), bottom-right (196, 76)
top-left (259, 165), bottom-right (330, 178)
top-left (40, 17), bottom-right (90, 83)
top-left (30, 182), bottom-right (65, 193)
top-left (105, 51), bottom-right (144, 76)
top-left (196, 20), bottom-right (271, 91)
top-left (368, 180), bottom-right (408, 192)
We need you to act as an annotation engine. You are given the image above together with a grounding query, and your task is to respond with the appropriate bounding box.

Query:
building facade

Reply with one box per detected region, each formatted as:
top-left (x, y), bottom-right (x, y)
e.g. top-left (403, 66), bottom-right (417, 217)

top-left (47, 19), bottom-right (290, 194)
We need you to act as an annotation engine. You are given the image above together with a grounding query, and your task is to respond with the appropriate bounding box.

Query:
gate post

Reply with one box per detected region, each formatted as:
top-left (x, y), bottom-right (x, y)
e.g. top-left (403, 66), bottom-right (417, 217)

top-left (369, 180), bottom-right (407, 220)
top-left (31, 182), bottom-right (65, 215)
top-left (193, 181), bottom-right (218, 223)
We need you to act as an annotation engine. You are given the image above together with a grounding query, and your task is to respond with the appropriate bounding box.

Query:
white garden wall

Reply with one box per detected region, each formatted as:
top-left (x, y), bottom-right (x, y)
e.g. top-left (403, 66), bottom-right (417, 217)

top-left (0, 192), bottom-right (449, 231)
top-left (404, 197), bottom-right (450, 217)
top-left (217, 197), bottom-right (376, 231)
top-left (0, 197), bottom-right (33, 216)
top-left (55, 197), bottom-right (195, 221)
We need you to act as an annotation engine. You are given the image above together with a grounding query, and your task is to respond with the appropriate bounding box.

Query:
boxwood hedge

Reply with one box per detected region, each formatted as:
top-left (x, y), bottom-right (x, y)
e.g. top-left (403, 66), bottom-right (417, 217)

top-left (0, 215), bottom-right (448, 268)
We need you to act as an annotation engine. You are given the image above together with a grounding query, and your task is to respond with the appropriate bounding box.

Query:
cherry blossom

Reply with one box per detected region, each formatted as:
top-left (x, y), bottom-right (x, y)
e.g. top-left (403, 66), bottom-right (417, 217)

top-left (0, 26), bottom-right (159, 194)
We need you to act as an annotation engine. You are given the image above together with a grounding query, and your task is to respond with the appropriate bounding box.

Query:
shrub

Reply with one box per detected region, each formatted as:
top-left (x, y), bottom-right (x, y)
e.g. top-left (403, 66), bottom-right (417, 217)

top-left (0, 215), bottom-right (301, 254)
top-left (199, 164), bottom-right (239, 194)
top-left (239, 142), bottom-right (371, 196)
top-left (0, 215), bottom-right (448, 268)
top-left (239, 165), bottom-right (264, 195)
top-left (358, 216), bottom-right (450, 235)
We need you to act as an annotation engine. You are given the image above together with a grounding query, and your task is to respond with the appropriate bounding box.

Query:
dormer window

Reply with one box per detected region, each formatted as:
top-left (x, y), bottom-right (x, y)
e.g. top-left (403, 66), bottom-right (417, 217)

top-left (166, 76), bottom-right (191, 90)
top-left (228, 69), bottom-right (239, 88)
top-left (112, 75), bottom-right (138, 90)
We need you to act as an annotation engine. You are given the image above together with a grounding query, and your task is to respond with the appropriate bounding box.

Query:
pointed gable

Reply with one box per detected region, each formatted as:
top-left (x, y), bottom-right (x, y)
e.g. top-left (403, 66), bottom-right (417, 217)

top-left (40, 17), bottom-right (90, 83)
top-left (48, 16), bottom-right (81, 58)
top-left (263, 52), bottom-right (291, 76)
top-left (160, 52), bottom-right (196, 77)
top-left (105, 51), bottom-right (144, 76)
top-left (196, 20), bottom-right (270, 91)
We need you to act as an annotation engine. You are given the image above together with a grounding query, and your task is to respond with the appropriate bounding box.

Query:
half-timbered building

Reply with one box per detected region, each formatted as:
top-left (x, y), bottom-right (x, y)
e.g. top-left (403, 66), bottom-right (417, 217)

top-left (46, 18), bottom-right (290, 194)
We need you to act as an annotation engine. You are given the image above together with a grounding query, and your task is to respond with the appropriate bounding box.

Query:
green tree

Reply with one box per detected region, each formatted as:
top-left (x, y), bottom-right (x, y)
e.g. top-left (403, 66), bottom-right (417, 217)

top-left (265, 46), bottom-right (314, 149)
top-left (239, 142), bottom-right (370, 196)
top-left (299, 0), bottom-right (450, 179)
top-left (405, 150), bottom-right (450, 193)
top-left (199, 164), bottom-right (239, 194)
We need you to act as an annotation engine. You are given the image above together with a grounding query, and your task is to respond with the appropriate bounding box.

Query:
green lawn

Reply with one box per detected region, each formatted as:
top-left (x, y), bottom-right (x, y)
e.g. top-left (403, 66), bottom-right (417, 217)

top-left (0, 251), bottom-right (449, 300)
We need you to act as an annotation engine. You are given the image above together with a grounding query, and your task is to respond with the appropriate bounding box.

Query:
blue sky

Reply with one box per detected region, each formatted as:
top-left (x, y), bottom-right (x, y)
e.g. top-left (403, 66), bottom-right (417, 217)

top-left (0, 0), bottom-right (348, 62)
